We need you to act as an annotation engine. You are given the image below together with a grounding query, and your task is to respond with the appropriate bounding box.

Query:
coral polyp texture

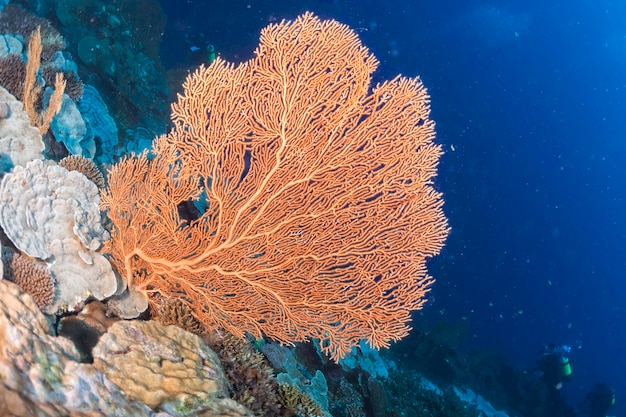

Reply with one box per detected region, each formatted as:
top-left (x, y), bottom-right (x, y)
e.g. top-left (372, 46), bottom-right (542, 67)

top-left (4, 252), bottom-right (55, 309)
top-left (102, 13), bottom-right (449, 361)
top-left (59, 154), bottom-right (106, 189)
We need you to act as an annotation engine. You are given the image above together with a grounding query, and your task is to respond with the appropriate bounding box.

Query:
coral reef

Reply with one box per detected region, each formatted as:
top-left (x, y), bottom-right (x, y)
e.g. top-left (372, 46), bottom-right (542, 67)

top-left (42, 66), bottom-right (82, 100)
top-left (46, 87), bottom-right (92, 157)
top-left (0, 280), bottom-right (158, 416)
top-left (51, 0), bottom-right (169, 134)
top-left (157, 297), bottom-right (207, 336)
top-left (278, 383), bottom-right (325, 417)
top-left (0, 53), bottom-right (25, 99)
top-left (0, 4), bottom-right (65, 61)
top-left (0, 7), bottom-right (512, 417)
top-left (0, 158), bottom-right (108, 257)
top-left (205, 332), bottom-right (282, 416)
top-left (76, 84), bottom-right (119, 163)
top-left (383, 372), bottom-right (482, 417)
top-left (104, 286), bottom-right (150, 319)
top-left (102, 12), bottom-right (449, 362)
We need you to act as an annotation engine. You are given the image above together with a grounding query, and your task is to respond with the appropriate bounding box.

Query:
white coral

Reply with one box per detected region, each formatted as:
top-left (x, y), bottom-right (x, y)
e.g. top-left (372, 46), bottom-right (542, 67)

top-left (0, 86), bottom-right (44, 173)
top-left (0, 159), bottom-right (116, 313)
top-left (0, 159), bottom-right (109, 258)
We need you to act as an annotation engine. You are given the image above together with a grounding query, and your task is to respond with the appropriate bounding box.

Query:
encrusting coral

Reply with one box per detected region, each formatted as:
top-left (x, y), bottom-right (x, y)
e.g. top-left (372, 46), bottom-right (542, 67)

top-left (101, 12), bottom-right (449, 361)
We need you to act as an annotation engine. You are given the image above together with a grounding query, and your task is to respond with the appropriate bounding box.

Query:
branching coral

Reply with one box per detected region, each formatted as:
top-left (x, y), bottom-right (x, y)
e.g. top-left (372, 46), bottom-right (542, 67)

top-left (0, 54), bottom-right (26, 99)
top-left (0, 4), bottom-right (66, 62)
top-left (206, 331), bottom-right (282, 416)
top-left (278, 383), bottom-right (325, 417)
top-left (43, 67), bottom-right (83, 101)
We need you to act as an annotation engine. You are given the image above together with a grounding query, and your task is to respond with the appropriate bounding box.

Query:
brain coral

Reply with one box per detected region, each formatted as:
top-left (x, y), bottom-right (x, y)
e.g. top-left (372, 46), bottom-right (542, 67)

top-left (4, 252), bottom-right (55, 309)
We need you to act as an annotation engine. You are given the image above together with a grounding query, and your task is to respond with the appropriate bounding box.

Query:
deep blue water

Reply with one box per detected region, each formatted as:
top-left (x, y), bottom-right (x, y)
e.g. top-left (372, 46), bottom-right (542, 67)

top-left (158, 0), bottom-right (626, 413)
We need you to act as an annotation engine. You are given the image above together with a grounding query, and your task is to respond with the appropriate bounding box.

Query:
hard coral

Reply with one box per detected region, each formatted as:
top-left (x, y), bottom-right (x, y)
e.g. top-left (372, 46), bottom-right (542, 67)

top-left (205, 332), bottom-right (282, 417)
top-left (278, 383), bottom-right (325, 417)
top-left (157, 297), bottom-right (206, 335)
top-left (0, 4), bottom-right (65, 62)
top-left (0, 86), bottom-right (44, 173)
top-left (0, 54), bottom-right (26, 99)
top-left (59, 155), bottom-right (105, 189)
top-left (4, 252), bottom-right (55, 309)
top-left (0, 280), bottom-right (156, 415)
top-left (0, 159), bottom-right (117, 314)
top-left (42, 66), bottom-right (83, 101)
top-left (92, 320), bottom-right (251, 415)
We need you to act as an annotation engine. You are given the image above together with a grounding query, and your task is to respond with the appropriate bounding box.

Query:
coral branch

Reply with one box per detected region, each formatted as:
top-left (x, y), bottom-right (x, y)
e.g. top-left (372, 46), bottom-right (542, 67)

top-left (22, 26), bottom-right (65, 134)
top-left (102, 13), bottom-right (449, 361)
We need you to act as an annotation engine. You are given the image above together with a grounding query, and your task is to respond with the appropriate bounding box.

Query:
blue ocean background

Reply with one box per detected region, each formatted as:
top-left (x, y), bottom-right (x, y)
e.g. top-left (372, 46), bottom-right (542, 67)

top-left (158, 0), bottom-right (625, 414)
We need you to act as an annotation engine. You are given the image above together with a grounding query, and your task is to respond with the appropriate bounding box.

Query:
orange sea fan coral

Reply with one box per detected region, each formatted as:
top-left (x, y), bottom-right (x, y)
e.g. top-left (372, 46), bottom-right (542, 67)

top-left (101, 13), bottom-right (449, 361)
